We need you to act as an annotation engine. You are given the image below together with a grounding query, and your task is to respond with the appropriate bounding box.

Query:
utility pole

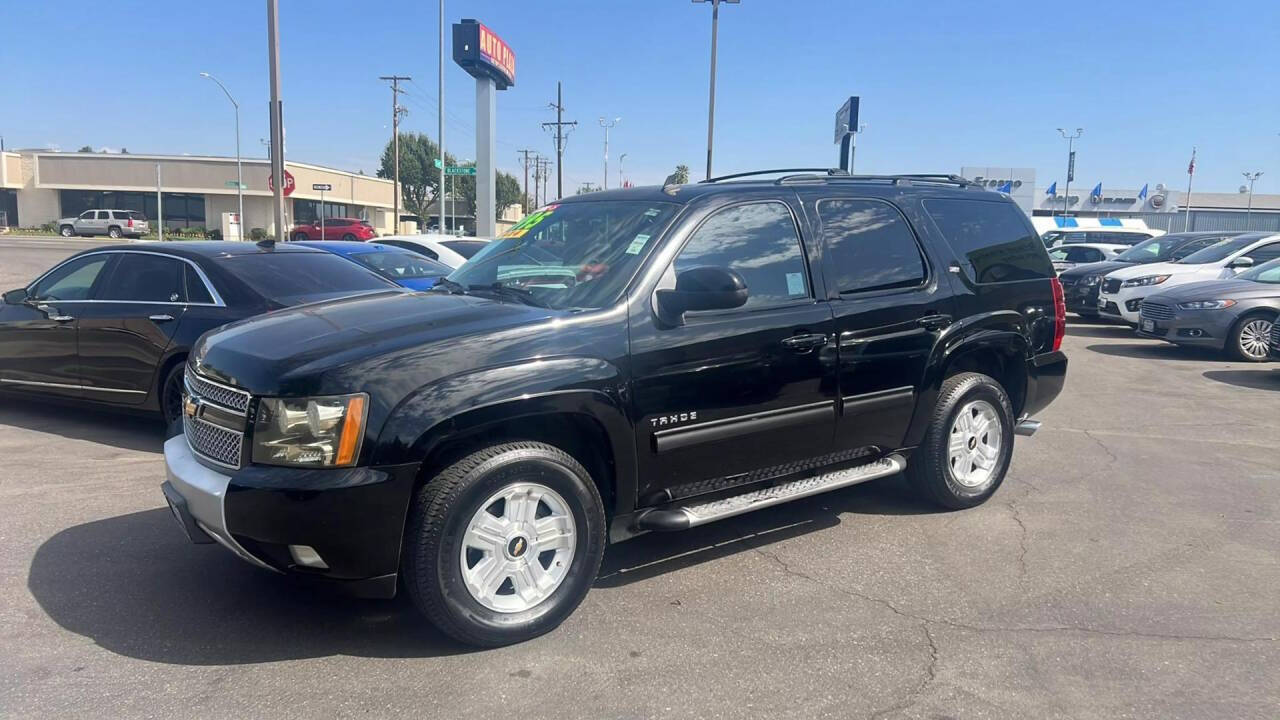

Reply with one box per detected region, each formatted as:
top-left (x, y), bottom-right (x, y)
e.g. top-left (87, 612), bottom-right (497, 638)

top-left (1057, 128), bottom-right (1082, 218)
top-left (694, 0), bottom-right (738, 180)
top-left (156, 163), bottom-right (164, 242)
top-left (532, 156), bottom-right (543, 209)
top-left (535, 157), bottom-right (552, 207)
top-left (438, 0), bottom-right (446, 234)
top-left (266, 0), bottom-right (287, 241)
top-left (1243, 170), bottom-right (1263, 230)
top-left (542, 82), bottom-right (577, 200)
top-left (518, 149), bottom-right (537, 214)
top-left (598, 116), bottom-right (620, 189)
top-left (379, 75), bottom-right (411, 235)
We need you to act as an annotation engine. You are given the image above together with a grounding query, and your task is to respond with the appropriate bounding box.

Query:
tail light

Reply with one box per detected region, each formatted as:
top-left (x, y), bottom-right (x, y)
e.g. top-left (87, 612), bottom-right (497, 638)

top-left (127, 218), bottom-right (134, 228)
top-left (1050, 277), bottom-right (1066, 352)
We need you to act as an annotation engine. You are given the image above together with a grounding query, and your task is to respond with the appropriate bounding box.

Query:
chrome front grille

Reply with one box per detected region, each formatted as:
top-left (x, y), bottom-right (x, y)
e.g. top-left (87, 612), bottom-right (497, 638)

top-left (1058, 276), bottom-right (1077, 287)
top-left (183, 371), bottom-right (250, 470)
top-left (1140, 302), bottom-right (1175, 321)
top-left (1102, 278), bottom-right (1122, 294)
top-left (185, 371), bottom-right (250, 413)
top-left (184, 414), bottom-right (244, 469)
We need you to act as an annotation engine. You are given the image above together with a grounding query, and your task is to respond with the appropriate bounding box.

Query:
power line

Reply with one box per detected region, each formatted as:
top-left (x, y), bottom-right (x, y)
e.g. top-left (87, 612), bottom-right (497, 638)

top-left (541, 81), bottom-right (577, 201)
top-left (379, 75), bottom-right (412, 233)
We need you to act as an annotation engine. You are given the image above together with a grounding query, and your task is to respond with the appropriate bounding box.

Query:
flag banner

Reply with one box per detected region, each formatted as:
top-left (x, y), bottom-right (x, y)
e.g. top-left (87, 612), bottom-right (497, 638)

top-left (1046, 181), bottom-right (1057, 196)
top-left (1188, 148), bottom-right (1196, 176)
top-left (1138, 183), bottom-right (1148, 200)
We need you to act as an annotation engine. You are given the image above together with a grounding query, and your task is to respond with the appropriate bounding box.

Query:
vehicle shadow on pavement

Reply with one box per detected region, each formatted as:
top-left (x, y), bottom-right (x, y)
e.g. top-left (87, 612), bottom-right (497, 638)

top-left (1085, 342), bottom-right (1223, 362)
top-left (28, 508), bottom-right (466, 664)
top-left (596, 478), bottom-right (932, 588)
top-left (0, 397), bottom-right (164, 454)
top-left (1202, 368), bottom-right (1280, 391)
top-left (1065, 323), bottom-right (1137, 339)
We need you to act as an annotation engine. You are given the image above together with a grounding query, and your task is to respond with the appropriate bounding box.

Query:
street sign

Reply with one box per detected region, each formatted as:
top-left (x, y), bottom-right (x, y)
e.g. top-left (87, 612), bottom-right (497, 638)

top-left (835, 96), bottom-right (859, 144)
top-left (434, 158), bottom-right (443, 169)
top-left (445, 166), bottom-right (476, 176)
top-left (268, 169), bottom-right (296, 196)
top-left (312, 183), bottom-right (332, 191)
top-left (225, 180), bottom-right (246, 189)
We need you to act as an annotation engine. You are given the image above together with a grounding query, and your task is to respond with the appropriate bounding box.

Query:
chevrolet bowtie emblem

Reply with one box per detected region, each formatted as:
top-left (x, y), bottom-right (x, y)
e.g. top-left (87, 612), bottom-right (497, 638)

top-left (183, 395), bottom-right (201, 420)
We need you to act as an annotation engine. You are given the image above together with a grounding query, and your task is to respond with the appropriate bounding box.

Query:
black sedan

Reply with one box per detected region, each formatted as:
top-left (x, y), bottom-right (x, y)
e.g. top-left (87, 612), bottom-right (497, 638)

top-left (1057, 231), bottom-right (1243, 318)
top-left (0, 242), bottom-right (402, 423)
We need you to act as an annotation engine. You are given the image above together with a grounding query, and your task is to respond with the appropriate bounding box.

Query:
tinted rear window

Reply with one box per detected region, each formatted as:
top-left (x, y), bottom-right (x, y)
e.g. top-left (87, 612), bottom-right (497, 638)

top-left (219, 252), bottom-right (397, 306)
top-left (441, 240), bottom-right (489, 259)
top-left (923, 199), bottom-right (1053, 283)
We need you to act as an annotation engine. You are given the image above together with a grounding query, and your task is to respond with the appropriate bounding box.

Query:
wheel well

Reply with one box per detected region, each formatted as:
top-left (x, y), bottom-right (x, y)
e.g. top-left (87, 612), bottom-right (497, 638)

top-left (416, 413), bottom-right (616, 513)
top-left (155, 352), bottom-right (187, 402)
top-left (945, 346), bottom-right (1027, 416)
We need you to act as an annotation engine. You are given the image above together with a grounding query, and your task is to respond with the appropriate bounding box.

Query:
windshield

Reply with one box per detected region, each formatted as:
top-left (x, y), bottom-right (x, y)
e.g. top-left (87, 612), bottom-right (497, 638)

top-left (1176, 236), bottom-right (1257, 264)
top-left (350, 249), bottom-right (451, 279)
top-left (1116, 236), bottom-right (1188, 263)
top-left (221, 252), bottom-right (397, 306)
top-left (447, 200), bottom-right (680, 309)
top-left (1236, 257), bottom-right (1280, 284)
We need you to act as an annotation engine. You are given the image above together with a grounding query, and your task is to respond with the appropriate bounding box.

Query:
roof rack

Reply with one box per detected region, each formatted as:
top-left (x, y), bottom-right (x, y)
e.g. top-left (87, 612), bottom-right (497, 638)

top-left (700, 168), bottom-right (849, 184)
top-left (776, 173), bottom-right (975, 188)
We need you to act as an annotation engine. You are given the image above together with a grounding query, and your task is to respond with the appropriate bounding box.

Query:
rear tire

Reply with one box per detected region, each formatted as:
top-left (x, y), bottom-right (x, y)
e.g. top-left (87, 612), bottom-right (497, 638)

top-left (402, 441), bottom-right (606, 647)
top-left (108, 226), bottom-right (122, 239)
top-left (60, 225), bottom-right (75, 237)
top-left (292, 232), bottom-right (309, 242)
top-left (160, 363), bottom-right (185, 438)
top-left (1227, 313), bottom-right (1274, 362)
top-left (341, 233), bottom-right (356, 242)
top-left (907, 372), bottom-right (1015, 510)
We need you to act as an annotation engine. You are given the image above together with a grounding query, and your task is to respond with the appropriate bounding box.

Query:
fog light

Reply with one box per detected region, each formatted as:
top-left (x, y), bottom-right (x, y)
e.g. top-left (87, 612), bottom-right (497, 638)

top-left (1125, 299), bottom-right (1143, 312)
top-left (288, 544), bottom-right (328, 569)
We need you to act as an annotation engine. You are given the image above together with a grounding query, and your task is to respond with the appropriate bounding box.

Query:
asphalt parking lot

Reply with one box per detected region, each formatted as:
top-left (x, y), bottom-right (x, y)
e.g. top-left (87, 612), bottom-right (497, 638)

top-left (0, 236), bottom-right (1277, 719)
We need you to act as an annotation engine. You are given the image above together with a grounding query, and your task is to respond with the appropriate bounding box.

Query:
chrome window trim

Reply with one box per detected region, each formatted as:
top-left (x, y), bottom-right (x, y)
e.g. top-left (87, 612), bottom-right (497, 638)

top-left (26, 250), bottom-right (226, 307)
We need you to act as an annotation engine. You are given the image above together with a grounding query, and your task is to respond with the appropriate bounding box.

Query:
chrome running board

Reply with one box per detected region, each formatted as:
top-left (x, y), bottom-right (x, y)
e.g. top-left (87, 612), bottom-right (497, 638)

top-left (635, 454), bottom-right (906, 532)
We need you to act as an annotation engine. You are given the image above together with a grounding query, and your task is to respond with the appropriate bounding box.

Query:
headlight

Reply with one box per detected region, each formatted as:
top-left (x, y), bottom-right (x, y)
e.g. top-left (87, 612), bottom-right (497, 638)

top-left (1083, 275), bottom-right (1101, 286)
top-left (1122, 274), bottom-right (1170, 288)
top-left (1176, 299), bottom-right (1237, 310)
top-left (252, 393), bottom-right (368, 467)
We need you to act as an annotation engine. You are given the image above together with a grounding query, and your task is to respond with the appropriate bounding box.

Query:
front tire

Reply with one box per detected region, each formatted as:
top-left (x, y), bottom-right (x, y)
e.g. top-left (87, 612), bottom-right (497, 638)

top-left (1227, 313), bottom-right (1274, 362)
top-left (292, 232), bottom-right (309, 242)
top-left (60, 225), bottom-right (75, 237)
top-left (402, 441), bottom-right (606, 647)
top-left (341, 233), bottom-right (356, 242)
top-left (907, 372), bottom-right (1015, 509)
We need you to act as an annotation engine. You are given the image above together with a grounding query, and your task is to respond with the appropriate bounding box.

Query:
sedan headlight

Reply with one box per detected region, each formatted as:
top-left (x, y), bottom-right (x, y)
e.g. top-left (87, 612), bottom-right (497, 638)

top-left (252, 393), bottom-right (368, 467)
top-left (1176, 299), bottom-right (1237, 310)
top-left (1082, 275), bottom-right (1102, 286)
top-left (1122, 274), bottom-right (1171, 288)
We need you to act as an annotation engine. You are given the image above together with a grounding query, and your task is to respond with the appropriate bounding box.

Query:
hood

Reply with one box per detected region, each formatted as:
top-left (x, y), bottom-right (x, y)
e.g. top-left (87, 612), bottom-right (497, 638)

top-left (191, 290), bottom-right (559, 394)
top-left (1105, 260), bottom-right (1213, 281)
top-left (1058, 260), bottom-right (1134, 280)
top-left (1147, 278), bottom-right (1280, 303)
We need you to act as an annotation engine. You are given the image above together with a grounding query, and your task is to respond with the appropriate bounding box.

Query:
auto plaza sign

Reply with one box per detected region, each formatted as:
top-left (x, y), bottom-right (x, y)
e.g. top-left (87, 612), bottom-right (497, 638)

top-left (453, 19), bottom-right (515, 89)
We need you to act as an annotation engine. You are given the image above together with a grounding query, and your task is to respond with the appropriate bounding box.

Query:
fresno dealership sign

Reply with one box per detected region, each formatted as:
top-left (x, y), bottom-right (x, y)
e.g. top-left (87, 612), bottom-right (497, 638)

top-left (453, 19), bottom-right (515, 89)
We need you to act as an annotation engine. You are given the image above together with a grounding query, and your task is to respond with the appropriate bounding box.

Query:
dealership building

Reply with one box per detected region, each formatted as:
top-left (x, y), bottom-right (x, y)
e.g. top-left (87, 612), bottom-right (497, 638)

top-left (962, 165), bottom-right (1280, 233)
top-left (0, 150), bottom-right (402, 236)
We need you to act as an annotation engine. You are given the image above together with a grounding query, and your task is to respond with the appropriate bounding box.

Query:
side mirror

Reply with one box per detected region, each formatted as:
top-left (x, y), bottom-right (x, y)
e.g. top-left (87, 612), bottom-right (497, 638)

top-left (3, 288), bottom-right (28, 305)
top-left (655, 266), bottom-right (748, 324)
top-left (1228, 256), bottom-right (1254, 270)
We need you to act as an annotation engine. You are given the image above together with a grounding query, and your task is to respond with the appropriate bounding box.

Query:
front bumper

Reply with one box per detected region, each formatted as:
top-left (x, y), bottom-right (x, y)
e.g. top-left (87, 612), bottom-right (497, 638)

top-left (1061, 280), bottom-right (1101, 315)
top-left (1135, 305), bottom-right (1230, 350)
top-left (1097, 287), bottom-right (1144, 323)
top-left (161, 435), bottom-right (419, 597)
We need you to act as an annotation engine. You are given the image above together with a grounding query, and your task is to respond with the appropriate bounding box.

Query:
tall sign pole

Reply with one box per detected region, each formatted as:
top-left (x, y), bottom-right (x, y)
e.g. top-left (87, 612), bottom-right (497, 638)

top-left (156, 163), bottom-right (164, 242)
top-left (267, 0), bottom-right (287, 241)
top-left (453, 18), bottom-right (515, 237)
top-left (1057, 128), bottom-right (1082, 218)
top-left (438, 0), bottom-right (446, 234)
top-left (1184, 147), bottom-right (1196, 232)
top-left (834, 96), bottom-right (859, 172)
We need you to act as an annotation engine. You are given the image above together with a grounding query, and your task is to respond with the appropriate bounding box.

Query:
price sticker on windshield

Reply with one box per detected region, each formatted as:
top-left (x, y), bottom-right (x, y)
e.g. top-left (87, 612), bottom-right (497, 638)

top-left (502, 205), bottom-right (558, 239)
top-left (625, 233), bottom-right (651, 255)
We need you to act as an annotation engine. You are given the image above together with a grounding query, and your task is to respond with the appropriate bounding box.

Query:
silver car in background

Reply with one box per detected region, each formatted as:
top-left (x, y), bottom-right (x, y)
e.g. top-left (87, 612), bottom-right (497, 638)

top-left (1138, 258), bottom-right (1280, 361)
top-left (57, 209), bottom-right (150, 238)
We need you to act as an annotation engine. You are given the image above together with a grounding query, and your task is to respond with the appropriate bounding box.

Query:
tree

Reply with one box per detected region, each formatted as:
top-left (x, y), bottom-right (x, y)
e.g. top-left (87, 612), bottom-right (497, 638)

top-left (78, 145), bottom-right (93, 153)
top-left (576, 182), bottom-right (602, 195)
top-left (665, 164), bottom-right (691, 185)
top-left (377, 132), bottom-right (454, 221)
top-left (457, 167), bottom-right (531, 222)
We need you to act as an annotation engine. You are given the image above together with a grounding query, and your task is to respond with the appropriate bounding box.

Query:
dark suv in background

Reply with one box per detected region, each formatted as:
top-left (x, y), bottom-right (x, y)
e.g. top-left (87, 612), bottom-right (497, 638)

top-left (162, 170), bottom-right (1067, 646)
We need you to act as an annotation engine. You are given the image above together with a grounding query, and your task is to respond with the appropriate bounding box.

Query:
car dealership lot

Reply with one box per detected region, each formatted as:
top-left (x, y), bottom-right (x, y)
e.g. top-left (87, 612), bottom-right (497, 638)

top-left (0, 237), bottom-right (1277, 719)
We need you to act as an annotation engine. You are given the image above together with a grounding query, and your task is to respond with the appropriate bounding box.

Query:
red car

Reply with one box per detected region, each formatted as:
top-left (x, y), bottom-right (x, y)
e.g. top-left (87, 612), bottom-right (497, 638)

top-left (290, 217), bottom-right (376, 242)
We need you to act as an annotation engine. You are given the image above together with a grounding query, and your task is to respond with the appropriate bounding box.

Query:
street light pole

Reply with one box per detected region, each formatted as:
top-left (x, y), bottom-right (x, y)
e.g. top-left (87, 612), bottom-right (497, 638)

top-left (200, 72), bottom-right (243, 239)
top-left (1057, 127), bottom-right (1083, 218)
top-left (1243, 170), bottom-right (1263, 230)
top-left (619, 152), bottom-right (627, 188)
top-left (693, 0), bottom-right (738, 180)
top-left (266, 0), bottom-right (287, 241)
top-left (598, 117), bottom-right (619, 189)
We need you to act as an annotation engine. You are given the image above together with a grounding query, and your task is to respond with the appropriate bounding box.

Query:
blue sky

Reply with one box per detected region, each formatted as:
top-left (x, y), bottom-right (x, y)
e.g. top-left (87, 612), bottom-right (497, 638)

top-left (4, 0), bottom-right (1278, 196)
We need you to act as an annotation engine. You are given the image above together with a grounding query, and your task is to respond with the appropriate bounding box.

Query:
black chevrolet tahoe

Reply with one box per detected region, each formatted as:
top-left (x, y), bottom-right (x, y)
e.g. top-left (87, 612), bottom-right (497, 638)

top-left (162, 170), bottom-right (1067, 647)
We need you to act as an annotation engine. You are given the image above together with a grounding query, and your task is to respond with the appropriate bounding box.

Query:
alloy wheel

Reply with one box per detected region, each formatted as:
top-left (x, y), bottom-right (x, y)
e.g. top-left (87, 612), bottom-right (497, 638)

top-left (1239, 318), bottom-right (1273, 360)
top-left (948, 399), bottom-right (1003, 488)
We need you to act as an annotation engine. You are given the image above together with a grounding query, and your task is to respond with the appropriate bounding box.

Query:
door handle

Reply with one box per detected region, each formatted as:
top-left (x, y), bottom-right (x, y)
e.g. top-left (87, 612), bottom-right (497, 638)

top-left (781, 333), bottom-right (828, 351)
top-left (149, 314), bottom-right (175, 322)
top-left (918, 314), bottom-right (952, 331)
top-left (51, 314), bottom-right (75, 322)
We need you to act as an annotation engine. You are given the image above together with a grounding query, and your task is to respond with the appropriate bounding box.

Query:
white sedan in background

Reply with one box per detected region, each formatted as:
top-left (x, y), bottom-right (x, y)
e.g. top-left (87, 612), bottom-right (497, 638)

top-left (374, 234), bottom-right (492, 269)
top-left (1098, 232), bottom-right (1280, 324)
top-left (1048, 243), bottom-right (1129, 273)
